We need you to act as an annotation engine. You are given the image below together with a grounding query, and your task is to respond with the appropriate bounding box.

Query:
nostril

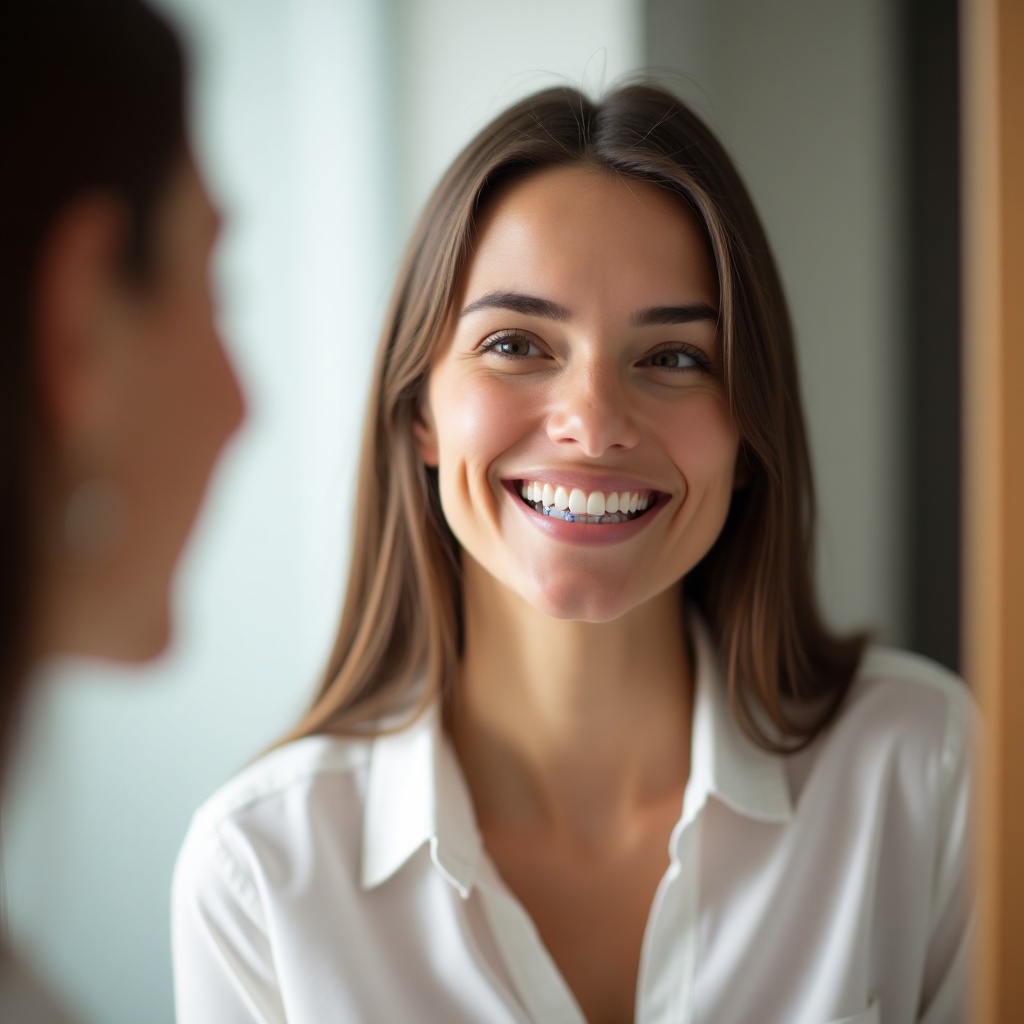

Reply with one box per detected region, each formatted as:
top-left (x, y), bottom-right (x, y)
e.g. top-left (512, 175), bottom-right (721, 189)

top-left (546, 412), bottom-right (640, 457)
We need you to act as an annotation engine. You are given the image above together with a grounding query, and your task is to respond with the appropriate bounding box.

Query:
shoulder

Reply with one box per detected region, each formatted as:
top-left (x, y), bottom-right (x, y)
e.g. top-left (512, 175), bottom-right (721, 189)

top-left (187, 732), bottom-right (372, 837)
top-left (786, 646), bottom-right (976, 807)
top-left (173, 733), bottom-right (373, 927)
top-left (854, 645), bottom-right (968, 706)
top-left (842, 646), bottom-right (975, 772)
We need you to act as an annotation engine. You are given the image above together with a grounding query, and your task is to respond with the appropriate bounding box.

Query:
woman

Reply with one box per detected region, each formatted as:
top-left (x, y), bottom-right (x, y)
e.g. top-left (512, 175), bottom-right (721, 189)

top-left (173, 85), bottom-right (971, 1024)
top-left (1, 0), bottom-right (243, 1017)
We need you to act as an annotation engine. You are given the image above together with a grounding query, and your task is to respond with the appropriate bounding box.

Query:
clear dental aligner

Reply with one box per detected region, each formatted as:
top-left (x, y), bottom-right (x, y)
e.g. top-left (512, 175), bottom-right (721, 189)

top-left (518, 481), bottom-right (652, 525)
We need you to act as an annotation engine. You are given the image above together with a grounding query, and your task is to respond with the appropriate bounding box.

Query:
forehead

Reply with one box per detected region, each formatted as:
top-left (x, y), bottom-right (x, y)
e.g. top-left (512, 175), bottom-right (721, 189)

top-left (460, 164), bottom-right (719, 312)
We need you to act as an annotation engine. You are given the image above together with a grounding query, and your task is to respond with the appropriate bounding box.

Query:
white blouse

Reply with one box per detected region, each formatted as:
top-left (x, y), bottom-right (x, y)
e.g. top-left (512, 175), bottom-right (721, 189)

top-left (172, 621), bottom-right (973, 1024)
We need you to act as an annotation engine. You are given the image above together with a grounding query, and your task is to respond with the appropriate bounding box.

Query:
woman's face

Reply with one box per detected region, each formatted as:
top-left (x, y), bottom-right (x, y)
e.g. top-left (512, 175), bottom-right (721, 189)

top-left (416, 164), bottom-right (742, 623)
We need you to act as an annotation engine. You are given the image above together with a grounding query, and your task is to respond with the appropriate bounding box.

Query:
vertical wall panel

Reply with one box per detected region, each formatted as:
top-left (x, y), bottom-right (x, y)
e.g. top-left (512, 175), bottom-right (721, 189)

top-left (904, 0), bottom-right (961, 673)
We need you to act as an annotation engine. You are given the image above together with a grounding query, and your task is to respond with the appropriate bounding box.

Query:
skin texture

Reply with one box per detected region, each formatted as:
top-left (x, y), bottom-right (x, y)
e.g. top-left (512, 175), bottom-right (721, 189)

top-left (33, 154), bottom-right (244, 663)
top-left (416, 165), bottom-right (743, 1023)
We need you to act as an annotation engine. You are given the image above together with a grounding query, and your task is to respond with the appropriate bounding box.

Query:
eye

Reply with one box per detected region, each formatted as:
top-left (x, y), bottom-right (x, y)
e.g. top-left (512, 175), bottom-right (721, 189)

top-left (639, 345), bottom-right (711, 372)
top-left (479, 330), bottom-right (544, 359)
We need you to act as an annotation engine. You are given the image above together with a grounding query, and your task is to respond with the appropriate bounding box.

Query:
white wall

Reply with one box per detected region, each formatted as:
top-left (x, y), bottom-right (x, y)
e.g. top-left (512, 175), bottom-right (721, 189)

top-left (391, 0), bottom-right (643, 231)
top-left (645, 0), bottom-right (908, 641)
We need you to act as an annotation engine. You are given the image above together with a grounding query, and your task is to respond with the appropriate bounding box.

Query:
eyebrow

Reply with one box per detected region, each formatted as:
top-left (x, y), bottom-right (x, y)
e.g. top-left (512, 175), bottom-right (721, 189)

top-left (629, 302), bottom-right (720, 327)
top-left (459, 291), bottom-right (571, 321)
top-left (459, 290), bottom-right (719, 328)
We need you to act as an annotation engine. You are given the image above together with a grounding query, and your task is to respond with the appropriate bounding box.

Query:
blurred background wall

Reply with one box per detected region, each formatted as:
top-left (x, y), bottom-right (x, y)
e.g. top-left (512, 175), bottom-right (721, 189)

top-left (2, 1), bottom-right (958, 1021)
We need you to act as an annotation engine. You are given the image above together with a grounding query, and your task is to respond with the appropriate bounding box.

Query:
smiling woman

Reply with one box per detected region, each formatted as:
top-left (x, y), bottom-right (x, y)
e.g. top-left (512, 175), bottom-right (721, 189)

top-left (173, 85), bottom-right (972, 1024)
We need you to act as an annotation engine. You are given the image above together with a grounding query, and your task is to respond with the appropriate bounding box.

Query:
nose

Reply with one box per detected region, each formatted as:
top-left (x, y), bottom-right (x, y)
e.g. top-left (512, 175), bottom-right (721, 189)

top-left (545, 362), bottom-right (640, 457)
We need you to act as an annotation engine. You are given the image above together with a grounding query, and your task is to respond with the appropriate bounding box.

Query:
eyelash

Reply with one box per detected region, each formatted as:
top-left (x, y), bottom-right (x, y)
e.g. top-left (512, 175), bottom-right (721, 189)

top-left (478, 331), bottom-right (712, 374)
top-left (639, 344), bottom-right (713, 373)
top-left (479, 330), bottom-right (544, 359)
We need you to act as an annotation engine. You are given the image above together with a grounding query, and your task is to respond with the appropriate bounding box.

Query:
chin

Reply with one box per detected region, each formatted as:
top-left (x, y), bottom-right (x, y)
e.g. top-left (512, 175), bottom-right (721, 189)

top-left (104, 603), bottom-right (174, 664)
top-left (525, 578), bottom-right (640, 624)
top-left (133, 613), bottom-right (173, 663)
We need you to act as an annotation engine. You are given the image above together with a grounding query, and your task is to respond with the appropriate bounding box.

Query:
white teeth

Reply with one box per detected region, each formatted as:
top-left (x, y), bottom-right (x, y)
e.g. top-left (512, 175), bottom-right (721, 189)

top-left (518, 480), bottom-right (655, 520)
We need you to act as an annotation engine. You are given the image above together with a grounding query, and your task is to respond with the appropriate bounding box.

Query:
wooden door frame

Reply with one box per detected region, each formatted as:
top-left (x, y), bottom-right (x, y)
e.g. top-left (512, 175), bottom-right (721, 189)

top-left (962, 0), bottom-right (1024, 1017)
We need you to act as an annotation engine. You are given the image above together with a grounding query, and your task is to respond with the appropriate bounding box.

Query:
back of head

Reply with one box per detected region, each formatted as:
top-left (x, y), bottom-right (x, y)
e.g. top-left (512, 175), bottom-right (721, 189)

top-left (0, 0), bottom-right (185, 751)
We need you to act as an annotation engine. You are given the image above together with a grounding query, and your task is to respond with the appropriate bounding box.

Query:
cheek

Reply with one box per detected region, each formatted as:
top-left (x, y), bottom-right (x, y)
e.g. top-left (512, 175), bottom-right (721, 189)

top-left (432, 375), bottom-right (534, 479)
top-left (662, 395), bottom-right (740, 483)
top-left (118, 297), bottom-right (241, 501)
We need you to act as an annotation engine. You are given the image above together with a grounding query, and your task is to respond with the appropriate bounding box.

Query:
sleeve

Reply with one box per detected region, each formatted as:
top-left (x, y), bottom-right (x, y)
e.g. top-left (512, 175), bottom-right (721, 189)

top-left (916, 686), bottom-right (977, 1024)
top-left (171, 818), bottom-right (288, 1024)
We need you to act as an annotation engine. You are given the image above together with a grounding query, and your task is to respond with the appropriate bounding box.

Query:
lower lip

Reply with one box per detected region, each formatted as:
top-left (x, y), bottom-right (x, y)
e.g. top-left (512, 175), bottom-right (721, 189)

top-left (504, 483), bottom-right (664, 546)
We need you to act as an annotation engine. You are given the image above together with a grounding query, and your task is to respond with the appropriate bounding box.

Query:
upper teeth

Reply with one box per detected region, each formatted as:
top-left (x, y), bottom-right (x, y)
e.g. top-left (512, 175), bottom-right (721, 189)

top-left (518, 481), bottom-right (651, 515)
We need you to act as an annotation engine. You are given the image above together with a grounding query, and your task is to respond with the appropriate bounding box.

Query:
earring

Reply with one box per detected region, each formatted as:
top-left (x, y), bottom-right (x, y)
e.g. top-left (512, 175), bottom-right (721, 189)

top-left (64, 478), bottom-right (124, 566)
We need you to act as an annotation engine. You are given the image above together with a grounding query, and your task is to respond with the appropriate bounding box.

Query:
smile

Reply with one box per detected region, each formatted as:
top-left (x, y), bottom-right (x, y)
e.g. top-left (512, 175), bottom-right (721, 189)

top-left (517, 480), bottom-right (656, 524)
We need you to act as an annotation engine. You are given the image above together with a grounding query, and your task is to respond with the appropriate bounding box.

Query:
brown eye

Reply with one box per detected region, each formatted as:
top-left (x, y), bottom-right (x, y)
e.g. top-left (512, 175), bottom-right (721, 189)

top-left (481, 331), bottom-right (542, 358)
top-left (640, 346), bottom-right (709, 371)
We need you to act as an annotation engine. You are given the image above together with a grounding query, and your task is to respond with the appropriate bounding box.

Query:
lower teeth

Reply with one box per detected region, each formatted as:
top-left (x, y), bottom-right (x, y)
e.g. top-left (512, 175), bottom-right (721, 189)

top-left (525, 499), bottom-right (639, 524)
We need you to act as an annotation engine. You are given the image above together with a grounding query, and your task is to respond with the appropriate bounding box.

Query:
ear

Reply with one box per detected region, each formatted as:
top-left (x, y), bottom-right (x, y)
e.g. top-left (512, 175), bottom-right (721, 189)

top-left (34, 196), bottom-right (130, 440)
top-left (411, 393), bottom-right (439, 468)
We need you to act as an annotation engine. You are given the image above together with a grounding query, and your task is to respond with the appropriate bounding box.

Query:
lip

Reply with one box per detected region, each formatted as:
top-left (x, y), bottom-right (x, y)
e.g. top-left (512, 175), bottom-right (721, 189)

top-left (502, 479), bottom-right (667, 546)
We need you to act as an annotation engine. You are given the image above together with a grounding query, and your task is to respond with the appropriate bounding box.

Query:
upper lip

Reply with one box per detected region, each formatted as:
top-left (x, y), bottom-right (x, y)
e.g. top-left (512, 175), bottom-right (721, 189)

top-left (503, 471), bottom-right (668, 496)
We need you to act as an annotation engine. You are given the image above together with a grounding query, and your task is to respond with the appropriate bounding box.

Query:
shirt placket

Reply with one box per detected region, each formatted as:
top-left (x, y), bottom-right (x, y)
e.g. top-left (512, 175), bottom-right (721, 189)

top-left (634, 810), bottom-right (704, 1024)
top-left (475, 872), bottom-right (588, 1024)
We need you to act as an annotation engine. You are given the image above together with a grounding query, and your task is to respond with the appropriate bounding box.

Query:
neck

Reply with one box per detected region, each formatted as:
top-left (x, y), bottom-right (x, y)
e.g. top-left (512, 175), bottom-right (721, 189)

top-left (450, 557), bottom-right (693, 847)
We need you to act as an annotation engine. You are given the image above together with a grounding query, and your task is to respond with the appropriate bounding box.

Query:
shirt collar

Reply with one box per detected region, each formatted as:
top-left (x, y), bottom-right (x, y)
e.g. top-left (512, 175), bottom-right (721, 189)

top-left (681, 614), bottom-right (794, 830)
top-left (361, 614), bottom-right (793, 894)
top-left (361, 700), bottom-right (482, 897)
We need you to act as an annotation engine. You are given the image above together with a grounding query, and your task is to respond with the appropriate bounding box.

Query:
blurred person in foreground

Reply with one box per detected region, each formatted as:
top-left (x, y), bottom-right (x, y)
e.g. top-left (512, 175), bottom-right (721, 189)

top-left (0, 0), bottom-right (244, 1018)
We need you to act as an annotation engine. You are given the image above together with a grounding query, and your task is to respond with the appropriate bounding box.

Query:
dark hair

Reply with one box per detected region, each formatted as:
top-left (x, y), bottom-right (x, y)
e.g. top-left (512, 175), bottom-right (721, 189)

top-left (283, 83), bottom-right (867, 753)
top-left (0, 0), bottom-right (186, 764)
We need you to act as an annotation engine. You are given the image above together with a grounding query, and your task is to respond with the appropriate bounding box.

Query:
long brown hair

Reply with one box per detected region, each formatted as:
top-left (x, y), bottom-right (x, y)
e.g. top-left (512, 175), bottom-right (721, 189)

top-left (284, 83), bottom-right (867, 753)
top-left (0, 0), bottom-right (185, 773)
